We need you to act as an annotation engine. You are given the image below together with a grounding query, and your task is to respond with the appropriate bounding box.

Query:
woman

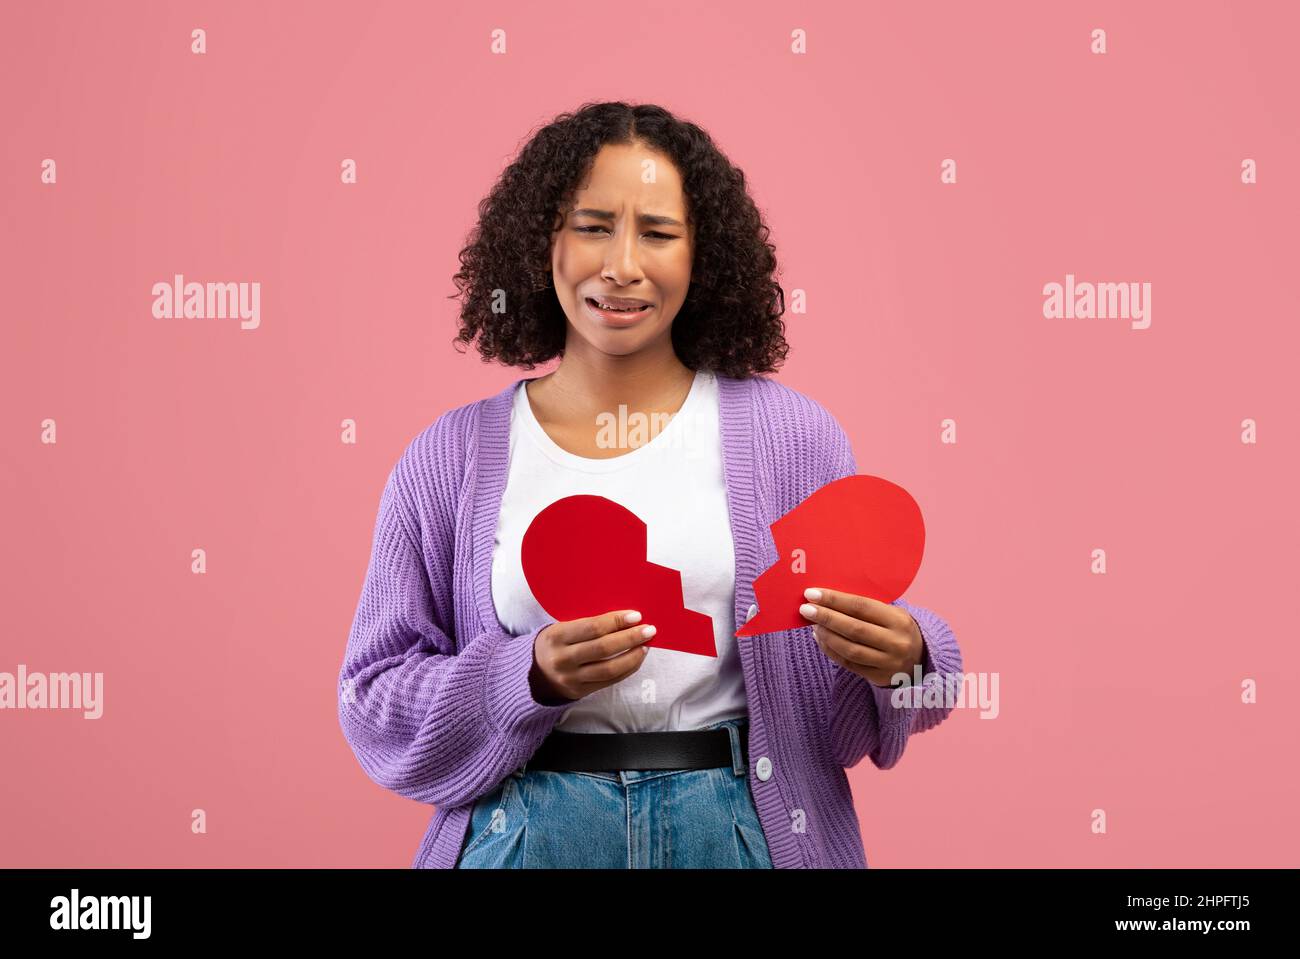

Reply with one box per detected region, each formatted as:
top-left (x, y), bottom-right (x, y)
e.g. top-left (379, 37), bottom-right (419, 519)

top-left (338, 101), bottom-right (963, 869)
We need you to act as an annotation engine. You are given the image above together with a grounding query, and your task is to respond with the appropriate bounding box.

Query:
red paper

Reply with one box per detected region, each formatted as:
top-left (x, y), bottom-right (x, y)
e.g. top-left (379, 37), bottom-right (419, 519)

top-left (521, 495), bottom-right (716, 657)
top-left (735, 474), bottom-right (925, 637)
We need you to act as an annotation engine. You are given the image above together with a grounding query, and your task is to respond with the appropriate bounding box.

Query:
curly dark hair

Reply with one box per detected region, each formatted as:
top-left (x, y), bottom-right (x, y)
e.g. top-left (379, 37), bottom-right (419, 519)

top-left (449, 101), bottom-right (790, 379)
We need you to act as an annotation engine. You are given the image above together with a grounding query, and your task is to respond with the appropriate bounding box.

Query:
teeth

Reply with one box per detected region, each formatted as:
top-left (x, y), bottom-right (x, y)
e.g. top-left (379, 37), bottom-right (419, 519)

top-left (592, 298), bottom-right (647, 312)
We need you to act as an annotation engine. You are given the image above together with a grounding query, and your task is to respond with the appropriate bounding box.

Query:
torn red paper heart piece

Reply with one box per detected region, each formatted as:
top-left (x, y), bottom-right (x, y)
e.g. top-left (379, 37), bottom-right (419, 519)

top-left (736, 474), bottom-right (925, 637)
top-left (521, 494), bottom-right (717, 657)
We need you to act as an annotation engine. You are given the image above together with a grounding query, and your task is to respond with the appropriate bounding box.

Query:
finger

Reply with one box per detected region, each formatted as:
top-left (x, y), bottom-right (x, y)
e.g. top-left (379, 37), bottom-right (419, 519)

top-left (572, 641), bottom-right (650, 686)
top-left (813, 629), bottom-right (861, 675)
top-left (560, 609), bottom-right (644, 646)
top-left (813, 624), bottom-right (892, 671)
top-left (799, 601), bottom-right (900, 655)
top-left (569, 622), bottom-right (657, 666)
top-left (803, 587), bottom-right (909, 630)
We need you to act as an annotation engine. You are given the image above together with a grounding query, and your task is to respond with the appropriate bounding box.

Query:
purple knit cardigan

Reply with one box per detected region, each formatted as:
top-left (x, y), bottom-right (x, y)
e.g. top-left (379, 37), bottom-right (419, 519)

top-left (338, 372), bottom-right (963, 868)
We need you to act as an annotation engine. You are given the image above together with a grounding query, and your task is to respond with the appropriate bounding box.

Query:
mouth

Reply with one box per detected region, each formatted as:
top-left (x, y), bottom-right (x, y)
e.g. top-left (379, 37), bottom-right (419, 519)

top-left (585, 296), bottom-right (654, 325)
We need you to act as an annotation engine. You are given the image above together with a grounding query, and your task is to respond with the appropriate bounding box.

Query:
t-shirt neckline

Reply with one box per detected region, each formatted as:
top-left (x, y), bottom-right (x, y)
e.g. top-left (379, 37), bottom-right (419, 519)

top-left (515, 370), bottom-right (709, 474)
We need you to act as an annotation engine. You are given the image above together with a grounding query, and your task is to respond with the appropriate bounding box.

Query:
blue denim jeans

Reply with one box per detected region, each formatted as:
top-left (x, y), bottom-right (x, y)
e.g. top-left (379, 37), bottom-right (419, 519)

top-left (454, 717), bottom-right (773, 868)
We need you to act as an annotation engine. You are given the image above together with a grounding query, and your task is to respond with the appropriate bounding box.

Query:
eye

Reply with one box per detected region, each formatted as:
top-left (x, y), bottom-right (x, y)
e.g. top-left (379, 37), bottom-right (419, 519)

top-left (575, 226), bottom-right (676, 240)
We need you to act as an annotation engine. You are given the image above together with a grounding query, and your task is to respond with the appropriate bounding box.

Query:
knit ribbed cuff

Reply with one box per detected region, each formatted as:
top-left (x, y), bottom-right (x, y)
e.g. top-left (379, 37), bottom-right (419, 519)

top-left (482, 621), bottom-right (574, 737)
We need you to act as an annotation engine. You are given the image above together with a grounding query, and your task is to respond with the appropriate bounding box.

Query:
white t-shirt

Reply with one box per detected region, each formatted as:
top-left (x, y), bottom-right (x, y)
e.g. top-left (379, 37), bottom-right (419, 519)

top-left (490, 368), bottom-right (746, 733)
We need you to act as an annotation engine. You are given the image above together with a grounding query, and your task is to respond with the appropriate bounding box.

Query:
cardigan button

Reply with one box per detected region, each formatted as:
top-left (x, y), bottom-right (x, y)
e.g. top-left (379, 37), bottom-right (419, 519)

top-left (755, 756), bottom-right (772, 781)
top-left (745, 604), bottom-right (758, 623)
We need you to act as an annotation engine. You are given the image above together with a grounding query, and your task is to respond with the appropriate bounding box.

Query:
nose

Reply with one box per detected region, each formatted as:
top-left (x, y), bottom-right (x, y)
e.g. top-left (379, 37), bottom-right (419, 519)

top-left (601, 220), bottom-right (646, 285)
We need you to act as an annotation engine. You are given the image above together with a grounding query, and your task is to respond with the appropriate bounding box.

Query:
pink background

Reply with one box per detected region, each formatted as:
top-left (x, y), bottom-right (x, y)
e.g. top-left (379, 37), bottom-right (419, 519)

top-left (3, 0), bottom-right (1297, 867)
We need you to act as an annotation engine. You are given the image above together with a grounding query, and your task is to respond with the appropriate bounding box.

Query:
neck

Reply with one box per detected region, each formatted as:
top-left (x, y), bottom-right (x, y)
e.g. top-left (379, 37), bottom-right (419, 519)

top-left (539, 333), bottom-right (697, 416)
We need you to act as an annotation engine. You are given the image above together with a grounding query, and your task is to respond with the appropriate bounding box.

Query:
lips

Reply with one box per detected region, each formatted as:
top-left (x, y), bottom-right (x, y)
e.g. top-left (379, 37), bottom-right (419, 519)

top-left (588, 295), bottom-right (651, 308)
top-left (585, 296), bottom-right (654, 324)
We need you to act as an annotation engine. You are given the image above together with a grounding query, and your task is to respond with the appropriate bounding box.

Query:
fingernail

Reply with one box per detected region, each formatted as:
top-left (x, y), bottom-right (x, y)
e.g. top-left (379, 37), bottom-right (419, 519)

top-left (799, 604), bottom-right (818, 618)
top-left (804, 588), bottom-right (822, 601)
top-left (641, 625), bottom-right (656, 638)
top-left (625, 611), bottom-right (642, 624)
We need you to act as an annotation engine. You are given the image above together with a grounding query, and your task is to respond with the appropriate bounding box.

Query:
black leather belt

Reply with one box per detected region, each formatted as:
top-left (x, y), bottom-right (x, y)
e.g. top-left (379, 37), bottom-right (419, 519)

top-left (526, 721), bottom-right (748, 772)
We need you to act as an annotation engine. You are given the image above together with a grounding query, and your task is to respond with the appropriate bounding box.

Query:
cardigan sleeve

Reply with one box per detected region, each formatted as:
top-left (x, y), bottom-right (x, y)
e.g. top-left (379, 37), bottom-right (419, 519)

top-left (337, 463), bottom-right (571, 809)
top-left (818, 420), bottom-right (964, 770)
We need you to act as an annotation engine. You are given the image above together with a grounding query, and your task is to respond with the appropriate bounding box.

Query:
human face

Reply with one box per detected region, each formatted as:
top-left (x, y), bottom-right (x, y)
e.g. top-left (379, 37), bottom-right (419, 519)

top-left (549, 142), bottom-right (694, 358)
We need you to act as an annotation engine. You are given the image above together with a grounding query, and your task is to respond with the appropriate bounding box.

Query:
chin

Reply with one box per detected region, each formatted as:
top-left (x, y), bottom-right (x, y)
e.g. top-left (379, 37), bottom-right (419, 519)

top-left (592, 336), bottom-right (648, 356)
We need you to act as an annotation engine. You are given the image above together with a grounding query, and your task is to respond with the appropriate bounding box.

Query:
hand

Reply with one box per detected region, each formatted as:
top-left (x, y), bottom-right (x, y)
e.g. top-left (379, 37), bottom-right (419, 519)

top-left (529, 609), bottom-right (657, 704)
top-left (798, 587), bottom-right (924, 688)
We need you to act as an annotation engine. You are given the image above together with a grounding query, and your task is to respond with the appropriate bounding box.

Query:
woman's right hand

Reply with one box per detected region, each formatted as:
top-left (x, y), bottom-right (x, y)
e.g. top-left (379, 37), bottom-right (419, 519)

top-left (528, 610), bottom-right (656, 704)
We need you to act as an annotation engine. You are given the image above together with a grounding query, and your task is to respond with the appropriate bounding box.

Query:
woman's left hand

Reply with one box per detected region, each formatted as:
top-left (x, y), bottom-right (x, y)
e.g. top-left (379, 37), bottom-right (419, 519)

top-left (799, 587), bottom-right (925, 688)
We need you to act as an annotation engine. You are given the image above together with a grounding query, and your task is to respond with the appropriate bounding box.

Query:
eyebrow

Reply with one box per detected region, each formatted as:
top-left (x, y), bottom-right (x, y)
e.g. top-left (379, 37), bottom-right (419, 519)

top-left (569, 208), bottom-right (686, 228)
